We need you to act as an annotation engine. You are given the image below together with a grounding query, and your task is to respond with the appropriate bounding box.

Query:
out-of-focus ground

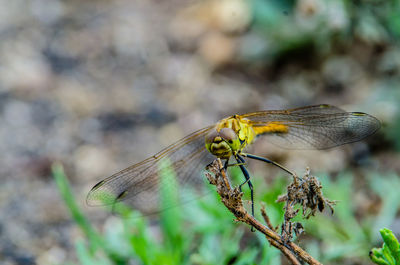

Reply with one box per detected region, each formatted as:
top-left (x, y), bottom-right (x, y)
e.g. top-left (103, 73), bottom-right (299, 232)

top-left (0, 0), bottom-right (399, 264)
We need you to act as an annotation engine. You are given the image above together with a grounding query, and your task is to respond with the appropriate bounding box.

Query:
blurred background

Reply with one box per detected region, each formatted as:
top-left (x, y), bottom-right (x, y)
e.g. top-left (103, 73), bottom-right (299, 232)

top-left (0, 0), bottom-right (399, 264)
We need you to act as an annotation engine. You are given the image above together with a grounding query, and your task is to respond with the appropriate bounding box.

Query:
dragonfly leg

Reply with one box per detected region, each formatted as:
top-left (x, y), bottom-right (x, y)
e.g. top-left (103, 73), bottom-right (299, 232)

top-left (236, 154), bottom-right (255, 232)
top-left (241, 153), bottom-right (297, 179)
top-left (226, 162), bottom-right (246, 167)
top-left (223, 159), bottom-right (229, 171)
top-left (236, 155), bottom-right (255, 217)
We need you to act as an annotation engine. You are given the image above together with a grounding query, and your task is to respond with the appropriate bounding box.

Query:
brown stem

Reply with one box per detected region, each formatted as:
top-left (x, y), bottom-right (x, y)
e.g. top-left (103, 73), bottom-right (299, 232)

top-left (205, 159), bottom-right (323, 265)
top-left (260, 204), bottom-right (277, 231)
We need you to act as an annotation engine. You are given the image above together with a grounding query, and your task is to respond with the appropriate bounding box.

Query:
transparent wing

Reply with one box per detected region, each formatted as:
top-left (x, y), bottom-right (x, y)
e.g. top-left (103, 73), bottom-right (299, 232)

top-left (86, 126), bottom-right (215, 214)
top-left (242, 104), bottom-right (380, 149)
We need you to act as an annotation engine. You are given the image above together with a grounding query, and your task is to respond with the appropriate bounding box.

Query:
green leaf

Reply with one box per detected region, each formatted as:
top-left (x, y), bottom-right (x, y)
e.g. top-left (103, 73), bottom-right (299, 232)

top-left (370, 228), bottom-right (400, 265)
top-left (370, 247), bottom-right (390, 265)
top-left (52, 163), bottom-right (102, 252)
top-left (158, 158), bottom-right (186, 263)
top-left (381, 228), bottom-right (400, 264)
top-left (158, 158), bottom-right (182, 237)
top-left (383, 243), bottom-right (396, 265)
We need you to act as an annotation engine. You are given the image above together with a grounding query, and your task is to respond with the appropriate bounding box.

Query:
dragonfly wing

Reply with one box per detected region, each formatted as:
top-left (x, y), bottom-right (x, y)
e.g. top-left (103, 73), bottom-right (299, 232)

top-left (242, 104), bottom-right (347, 122)
top-left (86, 125), bottom-right (216, 214)
top-left (243, 104), bottom-right (380, 149)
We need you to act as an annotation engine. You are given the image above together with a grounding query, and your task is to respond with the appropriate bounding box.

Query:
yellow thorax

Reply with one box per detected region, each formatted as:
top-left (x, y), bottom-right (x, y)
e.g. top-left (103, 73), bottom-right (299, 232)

top-left (216, 115), bottom-right (256, 148)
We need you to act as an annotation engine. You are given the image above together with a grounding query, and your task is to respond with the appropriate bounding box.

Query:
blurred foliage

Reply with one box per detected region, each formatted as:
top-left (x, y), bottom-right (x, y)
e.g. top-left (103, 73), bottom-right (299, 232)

top-left (370, 228), bottom-right (400, 265)
top-left (383, 88), bottom-right (400, 150)
top-left (53, 163), bottom-right (281, 265)
top-left (240, 0), bottom-right (400, 62)
top-left (299, 172), bottom-right (400, 263)
top-left (54, 163), bottom-right (400, 265)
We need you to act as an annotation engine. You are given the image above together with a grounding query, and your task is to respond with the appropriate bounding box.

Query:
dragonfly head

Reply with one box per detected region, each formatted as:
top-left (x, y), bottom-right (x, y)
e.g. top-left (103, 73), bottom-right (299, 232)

top-left (205, 127), bottom-right (240, 159)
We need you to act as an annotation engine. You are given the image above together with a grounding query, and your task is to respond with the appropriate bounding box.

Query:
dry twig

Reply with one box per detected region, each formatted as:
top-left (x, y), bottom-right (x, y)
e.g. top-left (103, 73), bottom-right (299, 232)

top-left (205, 159), bottom-right (327, 265)
top-left (261, 204), bottom-right (277, 232)
top-left (277, 167), bottom-right (336, 242)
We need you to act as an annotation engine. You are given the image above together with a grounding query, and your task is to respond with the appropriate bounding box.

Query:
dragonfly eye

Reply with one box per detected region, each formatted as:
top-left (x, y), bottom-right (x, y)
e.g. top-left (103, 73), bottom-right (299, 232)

top-left (219, 128), bottom-right (238, 142)
top-left (205, 129), bottom-right (219, 144)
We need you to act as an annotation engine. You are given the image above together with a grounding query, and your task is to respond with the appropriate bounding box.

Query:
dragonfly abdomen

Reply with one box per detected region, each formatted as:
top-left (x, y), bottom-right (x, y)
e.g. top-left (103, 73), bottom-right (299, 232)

top-left (252, 122), bottom-right (289, 136)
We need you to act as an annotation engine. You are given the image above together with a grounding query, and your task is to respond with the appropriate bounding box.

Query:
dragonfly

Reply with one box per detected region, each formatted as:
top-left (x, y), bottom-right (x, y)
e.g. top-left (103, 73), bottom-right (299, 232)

top-left (87, 104), bottom-right (380, 215)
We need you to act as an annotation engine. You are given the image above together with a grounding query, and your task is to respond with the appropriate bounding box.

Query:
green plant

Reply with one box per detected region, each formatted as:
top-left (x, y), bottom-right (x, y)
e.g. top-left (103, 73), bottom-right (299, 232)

top-left (52, 163), bottom-right (282, 265)
top-left (370, 228), bottom-right (400, 265)
top-left (241, 0), bottom-right (400, 62)
top-left (53, 162), bottom-right (399, 265)
top-left (297, 171), bottom-right (400, 264)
